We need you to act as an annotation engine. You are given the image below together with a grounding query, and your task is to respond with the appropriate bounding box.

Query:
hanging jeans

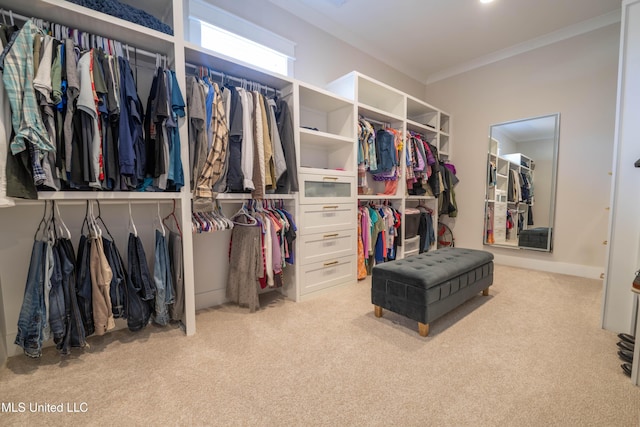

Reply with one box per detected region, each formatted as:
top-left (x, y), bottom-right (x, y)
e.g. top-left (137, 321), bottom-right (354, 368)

top-left (168, 231), bottom-right (184, 323)
top-left (48, 244), bottom-right (66, 350)
top-left (57, 238), bottom-right (86, 353)
top-left (103, 237), bottom-right (126, 319)
top-left (15, 240), bottom-right (47, 358)
top-left (126, 233), bottom-right (153, 331)
top-left (152, 230), bottom-right (174, 326)
top-left (76, 234), bottom-right (95, 336)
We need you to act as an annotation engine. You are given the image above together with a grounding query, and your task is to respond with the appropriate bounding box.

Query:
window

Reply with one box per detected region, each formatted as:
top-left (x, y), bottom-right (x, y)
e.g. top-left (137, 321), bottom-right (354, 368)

top-left (187, 0), bottom-right (295, 76)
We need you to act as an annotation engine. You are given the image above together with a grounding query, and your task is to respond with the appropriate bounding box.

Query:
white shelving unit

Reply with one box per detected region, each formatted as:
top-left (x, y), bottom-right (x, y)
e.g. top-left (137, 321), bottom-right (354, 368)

top-left (326, 71), bottom-right (454, 264)
top-left (485, 143), bottom-right (534, 247)
top-left (295, 83), bottom-right (357, 299)
top-left (0, 1), bottom-right (453, 362)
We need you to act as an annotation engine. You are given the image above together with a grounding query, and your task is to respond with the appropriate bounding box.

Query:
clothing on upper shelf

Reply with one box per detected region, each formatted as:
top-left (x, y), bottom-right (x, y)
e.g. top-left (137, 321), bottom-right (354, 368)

top-left (405, 131), bottom-right (440, 197)
top-left (226, 201), bottom-right (296, 312)
top-left (187, 73), bottom-right (297, 211)
top-left (0, 19), bottom-right (185, 201)
top-left (65, 0), bottom-right (174, 36)
top-left (357, 118), bottom-right (403, 195)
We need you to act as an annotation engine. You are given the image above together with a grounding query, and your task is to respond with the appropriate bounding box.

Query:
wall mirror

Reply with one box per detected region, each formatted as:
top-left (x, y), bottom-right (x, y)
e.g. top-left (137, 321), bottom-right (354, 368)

top-left (484, 113), bottom-right (560, 252)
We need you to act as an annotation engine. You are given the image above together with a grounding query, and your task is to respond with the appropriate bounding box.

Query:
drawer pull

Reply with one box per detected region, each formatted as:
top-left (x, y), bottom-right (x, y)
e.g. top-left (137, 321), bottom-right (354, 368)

top-left (323, 261), bottom-right (339, 267)
top-left (323, 176), bottom-right (339, 181)
top-left (323, 205), bottom-right (339, 209)
top-left (323, 233), bottom-right (339, 238)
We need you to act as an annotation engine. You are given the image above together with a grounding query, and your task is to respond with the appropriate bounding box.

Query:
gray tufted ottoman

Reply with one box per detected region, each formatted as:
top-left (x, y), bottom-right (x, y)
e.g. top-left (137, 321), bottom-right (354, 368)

top-left (371, 247), bottom-right (494, 336)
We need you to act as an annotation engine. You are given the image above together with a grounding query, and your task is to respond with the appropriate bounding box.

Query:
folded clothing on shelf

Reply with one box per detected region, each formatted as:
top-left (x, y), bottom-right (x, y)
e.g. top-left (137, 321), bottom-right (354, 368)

top-left (65, 0), bottom-right (173, 35)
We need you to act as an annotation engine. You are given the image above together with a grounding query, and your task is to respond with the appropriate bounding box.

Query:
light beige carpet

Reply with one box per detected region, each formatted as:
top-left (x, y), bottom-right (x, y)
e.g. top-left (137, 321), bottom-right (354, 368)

top-left (1, 265), bottom-right (639, 426)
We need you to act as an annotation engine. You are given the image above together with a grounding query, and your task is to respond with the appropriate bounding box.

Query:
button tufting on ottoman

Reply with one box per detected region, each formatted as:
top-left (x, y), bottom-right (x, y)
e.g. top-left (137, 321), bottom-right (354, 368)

top-left (371, 247), bottom-right (494, 337)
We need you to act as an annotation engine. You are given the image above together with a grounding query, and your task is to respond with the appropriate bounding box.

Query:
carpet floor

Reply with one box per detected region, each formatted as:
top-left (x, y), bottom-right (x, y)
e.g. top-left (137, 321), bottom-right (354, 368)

top-left (1, 265), bottom-right (639, 426)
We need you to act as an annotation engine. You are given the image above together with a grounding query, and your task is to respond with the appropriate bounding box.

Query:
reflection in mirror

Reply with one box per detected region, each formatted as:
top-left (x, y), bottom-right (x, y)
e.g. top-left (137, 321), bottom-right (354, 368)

top-left (484, 113), bottom-right (559, 252)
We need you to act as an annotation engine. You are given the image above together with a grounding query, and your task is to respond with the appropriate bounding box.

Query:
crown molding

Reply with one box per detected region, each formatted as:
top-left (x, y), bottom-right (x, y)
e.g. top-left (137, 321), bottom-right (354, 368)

top-left (425, 9), bottom-right (621, 85)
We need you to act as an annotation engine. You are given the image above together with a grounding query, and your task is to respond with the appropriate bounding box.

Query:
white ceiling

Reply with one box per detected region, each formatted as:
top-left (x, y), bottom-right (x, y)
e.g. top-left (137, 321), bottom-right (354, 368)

top-left (268, 0), bottom-right (621, 84)
top-left (494, 115), bottom-right (558, 143)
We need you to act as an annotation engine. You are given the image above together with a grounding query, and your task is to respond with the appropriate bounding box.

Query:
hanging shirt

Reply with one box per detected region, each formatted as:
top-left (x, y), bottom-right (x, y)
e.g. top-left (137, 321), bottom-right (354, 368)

top-left (3, 20), bottom-right (54, 155)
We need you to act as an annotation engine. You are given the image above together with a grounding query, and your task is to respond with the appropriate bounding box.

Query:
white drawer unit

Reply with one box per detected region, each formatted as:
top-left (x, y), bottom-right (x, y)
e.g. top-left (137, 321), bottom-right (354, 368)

top-left (404, 235), bottom-right (420, 254)
top-left (299, 173), bottom-right (355, 205)
top-left (299, 229), bottom-right (356, 265)
top-left (300, 255), bottom-right (357, 296)
top-left (299, 203), bottom-right (356, 235)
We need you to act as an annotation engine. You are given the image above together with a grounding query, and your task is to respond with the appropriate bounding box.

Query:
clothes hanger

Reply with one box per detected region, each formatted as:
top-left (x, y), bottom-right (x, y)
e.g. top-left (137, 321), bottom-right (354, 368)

top-left (128, 202), bottom-right (138, 237)
top-left (163, 199), bottom-right (183, 237)
top-left (231, 201), bottom-right (257, 226)
top-left (93, 201), bottom-right (116, 242)
top-left (34, 201), bottom-right (51, 241)
top-left (53, 201), bottom-right (71, 240)
top-left (155, 202), bottom-right (166, 237)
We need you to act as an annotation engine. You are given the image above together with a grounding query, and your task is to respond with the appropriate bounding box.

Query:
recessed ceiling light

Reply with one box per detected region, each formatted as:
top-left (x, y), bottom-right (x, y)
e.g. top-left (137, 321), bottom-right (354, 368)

top-left (480, 0), bottom-right (494, 3)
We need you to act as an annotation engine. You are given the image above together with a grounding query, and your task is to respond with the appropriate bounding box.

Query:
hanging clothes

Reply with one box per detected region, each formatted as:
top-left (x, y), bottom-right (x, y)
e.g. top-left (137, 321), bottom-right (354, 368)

top-left (152, 229), bottom-right (174, 326)
top-left (0, 19), bottom-right (185, 197)
top-left (126, 211), bottom-right (155, 332)
top-left (227, 217), bottom-right (263, 313)
top-left (168, 230), bottom-right (184, 323)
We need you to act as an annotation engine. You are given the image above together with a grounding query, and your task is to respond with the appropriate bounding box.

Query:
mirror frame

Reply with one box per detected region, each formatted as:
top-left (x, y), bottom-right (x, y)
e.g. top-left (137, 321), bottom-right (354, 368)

top-left (483, 113), bottom-right (560, 252)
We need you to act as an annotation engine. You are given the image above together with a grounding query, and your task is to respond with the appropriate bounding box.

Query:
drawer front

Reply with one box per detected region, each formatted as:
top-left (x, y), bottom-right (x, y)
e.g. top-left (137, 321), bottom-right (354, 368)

top-left (300, 255), bottom-right (356, 296)
top-left (404, 236), bottom-right (420, 253)
top-left (299, 229), bottom-right (356, 265)
top-left (299, 173), bottom-right (355, 204)
top-left (299, 203), bottom-right (356, 235)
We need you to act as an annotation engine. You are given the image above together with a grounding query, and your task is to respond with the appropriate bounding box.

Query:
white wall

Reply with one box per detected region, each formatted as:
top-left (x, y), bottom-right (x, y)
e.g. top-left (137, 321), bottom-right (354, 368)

top-left (0, 276), bottom-right (6, 367)
top-left (425, 24), bottom-right (619, 277)
top-left (200, 0), bottom-right (425, 98)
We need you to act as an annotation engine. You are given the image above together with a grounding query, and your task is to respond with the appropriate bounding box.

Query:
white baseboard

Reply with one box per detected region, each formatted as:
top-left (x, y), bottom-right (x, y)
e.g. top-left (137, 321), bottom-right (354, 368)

top-left (493, 254), bottom-right (603, 279)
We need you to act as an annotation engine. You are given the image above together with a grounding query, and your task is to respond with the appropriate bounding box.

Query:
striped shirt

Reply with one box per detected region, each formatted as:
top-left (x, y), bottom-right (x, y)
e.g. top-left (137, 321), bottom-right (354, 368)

top-left (2, 20), bottom-right (54, 155)
top-left (194, 82), bottom-right (228, 199)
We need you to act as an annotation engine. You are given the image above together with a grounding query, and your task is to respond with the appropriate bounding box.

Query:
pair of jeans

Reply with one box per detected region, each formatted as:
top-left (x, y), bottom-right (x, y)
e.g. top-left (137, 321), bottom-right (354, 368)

top-left (76, 234), bottom-right (94, 336)
top-left (153, 230), bottom-right (174, 326)
top-left (57, 238), bottom-right (86, 353)
top-left (126, 233), bottom-right (153, 331)
top-left (14, 240), bottom-right (47, 358)
top-left (168, 231), bottom-right (184, 323)
top-left (102, 237), bottom-right (126, 319)
top-left (48, 242), bottom-right (66, 350)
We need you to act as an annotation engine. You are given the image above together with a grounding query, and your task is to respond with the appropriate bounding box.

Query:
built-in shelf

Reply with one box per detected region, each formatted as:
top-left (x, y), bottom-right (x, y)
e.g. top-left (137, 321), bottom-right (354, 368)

top-left (5, 0), bottom-right (176, 55)
top-left (34, 191), bottom-right (182, 201)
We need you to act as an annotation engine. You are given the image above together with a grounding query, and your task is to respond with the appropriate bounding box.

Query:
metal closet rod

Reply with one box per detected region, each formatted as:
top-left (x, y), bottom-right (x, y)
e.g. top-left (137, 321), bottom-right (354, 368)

top-left (0, 8), bottom-right (165, 63)
top-left (360, 115), bottom-right (391, 127)
top-left (184, 62), bottom-right (281, 96)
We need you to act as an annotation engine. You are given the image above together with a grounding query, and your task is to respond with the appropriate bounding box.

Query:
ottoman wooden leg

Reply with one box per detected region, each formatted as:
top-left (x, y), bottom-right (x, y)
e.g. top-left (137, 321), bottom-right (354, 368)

top-left (374, 305), bottom-right (383, 318)
top-left (482, 287), bottom-right (490, 296)
top-left (418, 322), bottom-right (430, 337)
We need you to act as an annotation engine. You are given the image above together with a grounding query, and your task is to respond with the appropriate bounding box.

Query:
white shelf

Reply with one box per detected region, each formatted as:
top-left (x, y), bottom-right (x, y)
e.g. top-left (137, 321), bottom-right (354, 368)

top-left (216, 193), bottom-right (297, 201)
top-left (298, 167), bottom-right (354, 177)
top-left (357, 195), bottom-right (403, 201)
top-left (6, 0), bottom-right (176, 55)
top-left (405, 195), bottom-right (437, 201)
top-left (299, 84), bottom-right (353, 112)
top-left (299, 128), bottom-right (354, 146)
top-left (358, 103), bottom-right (404, 124)
top-left (406, 119), bottom-right (438, 135)
top-left (34, 191), bottom-right (183, 201)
